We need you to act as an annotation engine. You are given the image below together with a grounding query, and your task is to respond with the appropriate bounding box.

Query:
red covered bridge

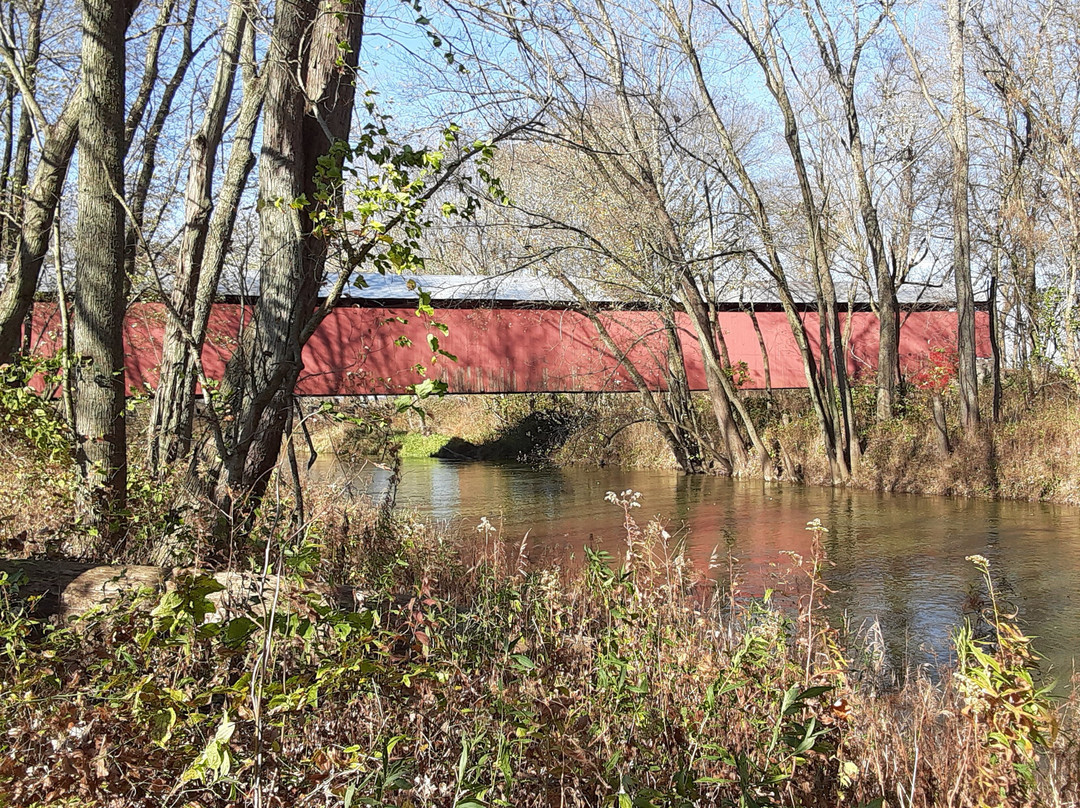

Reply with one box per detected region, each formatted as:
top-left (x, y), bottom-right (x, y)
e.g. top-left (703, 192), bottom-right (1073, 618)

top-left (26, 274), bottom-right (991, 395)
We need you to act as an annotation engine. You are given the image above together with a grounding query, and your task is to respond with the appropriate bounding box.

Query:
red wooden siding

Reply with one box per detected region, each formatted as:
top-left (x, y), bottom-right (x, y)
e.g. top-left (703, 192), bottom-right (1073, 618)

top-left (27, 303), bottom-right (991, 395)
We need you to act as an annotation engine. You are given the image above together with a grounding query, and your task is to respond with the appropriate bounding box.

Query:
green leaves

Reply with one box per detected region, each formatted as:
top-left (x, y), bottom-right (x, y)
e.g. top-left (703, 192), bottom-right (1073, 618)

top-left (952, 556), bottom-right (1056, 801)
top-left (510, 653), bottom-right (536, 672)
top-left (395, 377), bottom-right (449, 417)
top-left (149, 574), bottom-right (225, 639)
top-left (427, 333), bottom-right (458, 362)
top-left (180, 712), bottom-right (236, 784)
top-left (221, 616), bottom-right (259, 649)
top-left (149, 707), bottom-right (178, 747)
top-left (0, 354), bottom-right (71, 463)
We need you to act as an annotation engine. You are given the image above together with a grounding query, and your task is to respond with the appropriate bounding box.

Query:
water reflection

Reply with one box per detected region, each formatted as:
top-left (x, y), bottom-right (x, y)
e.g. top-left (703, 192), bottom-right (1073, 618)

top-left (309, 457), bottom-right (1080, 679)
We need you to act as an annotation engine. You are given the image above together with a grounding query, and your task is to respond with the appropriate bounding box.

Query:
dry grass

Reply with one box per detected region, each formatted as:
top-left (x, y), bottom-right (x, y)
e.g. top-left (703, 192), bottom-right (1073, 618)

top-left (758, 384), bottom-right (1080, 504)
top-left (324, 385), bottom-right (1080, 505)
top-left (3, 379), bottom-right (1080, 806)
top-left (856, 389), bottom-right (1080, 503)
top-left (1, 480), bottom-right (1078, 807)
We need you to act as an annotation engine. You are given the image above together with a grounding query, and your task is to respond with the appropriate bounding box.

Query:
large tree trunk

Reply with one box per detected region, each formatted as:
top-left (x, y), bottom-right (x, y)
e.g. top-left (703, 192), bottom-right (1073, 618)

top-left (72, 0), bottom-right (134, 546)
top-left (147, 0), bottom-right (256, 471)
top-left (218, 0), bottom-right (364, 507)
top-left (948, 0), bottom-right (980, 430)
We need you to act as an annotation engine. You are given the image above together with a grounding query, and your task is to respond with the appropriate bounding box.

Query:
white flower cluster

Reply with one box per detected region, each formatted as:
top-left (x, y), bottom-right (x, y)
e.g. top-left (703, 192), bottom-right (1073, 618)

top-left (605, 489), bottom-right (642, 507)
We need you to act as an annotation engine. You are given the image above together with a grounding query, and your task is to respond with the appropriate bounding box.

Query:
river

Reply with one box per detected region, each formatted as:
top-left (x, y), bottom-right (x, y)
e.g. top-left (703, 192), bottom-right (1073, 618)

top-left (311, 456), bottom-right (1080, 681)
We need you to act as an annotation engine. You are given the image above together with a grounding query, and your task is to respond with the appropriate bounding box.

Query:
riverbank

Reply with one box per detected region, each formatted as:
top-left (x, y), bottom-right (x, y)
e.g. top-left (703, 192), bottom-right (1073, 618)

top-left (1, 390), bottom-right (1078, 805)
top-left (332, 385), bottom-right (1080, 505)
top-left (1, 474), bottom-right (1077, 806)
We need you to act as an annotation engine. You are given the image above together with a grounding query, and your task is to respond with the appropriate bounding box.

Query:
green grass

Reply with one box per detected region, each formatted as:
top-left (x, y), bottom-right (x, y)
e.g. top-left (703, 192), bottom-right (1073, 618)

top-left (396, 431), bottom-right (452, 458)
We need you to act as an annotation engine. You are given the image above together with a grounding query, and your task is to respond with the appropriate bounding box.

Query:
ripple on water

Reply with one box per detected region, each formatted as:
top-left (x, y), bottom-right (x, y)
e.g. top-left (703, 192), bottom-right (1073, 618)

top-left (309, 456), bottom-right (1080, 681)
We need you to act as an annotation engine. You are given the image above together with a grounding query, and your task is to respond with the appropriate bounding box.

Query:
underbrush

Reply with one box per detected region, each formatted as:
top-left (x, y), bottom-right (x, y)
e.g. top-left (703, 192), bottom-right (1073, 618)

top-left (1, 489), bottom-right (1077, 807)
top-left (330, 386), bottom-right (1080, 505)
top-left (851, 387), bottom-right (1080, 503)
top-left (335, 394), bottom-right (677, 467)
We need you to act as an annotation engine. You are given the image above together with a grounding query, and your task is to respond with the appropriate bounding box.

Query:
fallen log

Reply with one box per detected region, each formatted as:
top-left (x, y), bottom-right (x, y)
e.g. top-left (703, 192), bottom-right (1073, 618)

top-left (0, 559), bottom-right (368, 618)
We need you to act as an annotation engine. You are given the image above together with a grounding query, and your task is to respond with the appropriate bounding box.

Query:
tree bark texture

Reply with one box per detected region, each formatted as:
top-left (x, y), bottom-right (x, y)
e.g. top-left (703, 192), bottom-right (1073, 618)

top-left (72, 0), bottom-right (133, 542)
top-left (219, 0), bottom-right (364, 504)
top-left (148, 0), bottom-right (254, 470)
top-left (931, 393), bottom-right (951, 456)
top-left (948, 0), bottom-right (980, 430)
top-left (0, 96), bottom-right (80, 362)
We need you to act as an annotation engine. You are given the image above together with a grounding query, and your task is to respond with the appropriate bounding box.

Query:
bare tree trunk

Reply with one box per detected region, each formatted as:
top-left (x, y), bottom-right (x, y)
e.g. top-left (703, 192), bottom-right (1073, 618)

top-left (722, 0), bottom-right (854, 478)
top-left (123, 0), bottom-right (199, 282)
top-left (890, 143), bottom-right (919, 395)
top-left (989, 271), bottom-right (1003, 422)
top-left (179, 36), bottom-right (262, 457)
top-left (675, 272), bottom-right (773, 474)
top-left (218, 0), bottom-right (364, 507)
top-left (1, 0), bottom-right (42, 265)
top-left (747, 304), bottom-right (772, 396)
top-left (0, 78), bottom-right (14, 254)
top-left (0, 0), bottom-right (72, 364)
top-left (948, 0), bottom-right (980, 430)
top-left (662, 0), bottom-right (844, 479)
top-left (124, 0), bottom-right (179, 146)
top-left (0, 96), bottom-right (80, 362)
top-left (660, 307), bottom-right (708, 471)
top-left (147, 0), bottom-right (255, 471)
top-left (931, 393), bottom-right (951, 455)
top-left (586, 0), bottom-right (754, 474)
top-left (675, 276), bottom-right (745, 466)
top-left (556, 272), bottom-right (706, 473)
top-left (852, 122), bottom-right (900, 420)
top-left (72, 0), bottom-right (136, 547)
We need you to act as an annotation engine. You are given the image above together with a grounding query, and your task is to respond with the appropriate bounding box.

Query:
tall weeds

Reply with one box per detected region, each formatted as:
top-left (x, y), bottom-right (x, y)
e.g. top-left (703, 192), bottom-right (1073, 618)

top-left (1, 489), bottom-right (1076, 807)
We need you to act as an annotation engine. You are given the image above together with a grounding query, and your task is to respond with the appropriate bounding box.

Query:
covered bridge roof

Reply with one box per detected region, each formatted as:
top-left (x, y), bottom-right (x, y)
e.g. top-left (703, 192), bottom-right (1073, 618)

top-left (311, 272), bottom-right (979, 311)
